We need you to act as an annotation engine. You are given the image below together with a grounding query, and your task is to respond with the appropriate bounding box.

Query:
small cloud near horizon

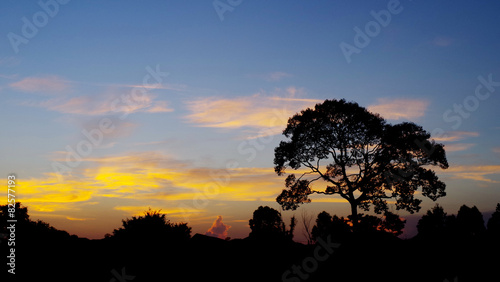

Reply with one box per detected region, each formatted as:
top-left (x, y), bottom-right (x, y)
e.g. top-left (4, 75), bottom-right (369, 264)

top-left (205, 215), bottom-right (231, 239)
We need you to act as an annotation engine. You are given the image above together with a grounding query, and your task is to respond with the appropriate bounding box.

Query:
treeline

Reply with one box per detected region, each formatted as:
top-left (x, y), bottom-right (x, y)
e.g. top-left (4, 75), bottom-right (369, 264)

top-left (1, 202), bottom-right (499, 281)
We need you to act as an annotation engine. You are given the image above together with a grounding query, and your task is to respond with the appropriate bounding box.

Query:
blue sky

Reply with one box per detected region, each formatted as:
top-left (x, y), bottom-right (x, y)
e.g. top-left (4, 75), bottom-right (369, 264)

top-left (1, 0), bottom-right (499, 240)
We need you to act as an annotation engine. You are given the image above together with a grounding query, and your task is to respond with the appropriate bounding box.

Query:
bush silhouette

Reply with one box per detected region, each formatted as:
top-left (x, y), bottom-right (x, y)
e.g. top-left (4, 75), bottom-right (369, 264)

top-left (111, 208), bottom-right (191, 243)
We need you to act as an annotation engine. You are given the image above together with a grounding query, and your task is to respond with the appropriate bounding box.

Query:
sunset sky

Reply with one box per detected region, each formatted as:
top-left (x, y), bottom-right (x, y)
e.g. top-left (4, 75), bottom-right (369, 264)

top-left (1, 0), bottom-right (499, 240)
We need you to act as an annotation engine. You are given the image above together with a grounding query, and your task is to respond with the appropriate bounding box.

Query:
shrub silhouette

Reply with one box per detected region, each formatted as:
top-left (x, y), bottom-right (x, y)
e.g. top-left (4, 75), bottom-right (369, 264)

top-left (111, 208), bottom-right (191, 243)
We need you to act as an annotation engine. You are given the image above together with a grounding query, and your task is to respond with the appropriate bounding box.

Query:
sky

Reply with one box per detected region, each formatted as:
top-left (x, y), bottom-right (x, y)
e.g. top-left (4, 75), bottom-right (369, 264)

top-left (1, 0), bottom-right (499, 241)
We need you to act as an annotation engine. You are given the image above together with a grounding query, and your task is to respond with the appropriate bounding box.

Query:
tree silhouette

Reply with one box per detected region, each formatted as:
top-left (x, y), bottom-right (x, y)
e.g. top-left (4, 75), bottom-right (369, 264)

top-left (311, 211), bottom-right (350, 242)
top-left (249, 206), bottom-right (294, 240)
top-left (416, 204), bottom-right (454, 238)
top-left (112, 208), bottom-right (191, 242)
top-left (380, 211), bottom-right (406, 236)
top-left (274, 99), bottom-right (448, 229)
top-left (456, 204), bottom-right (485, 237)
top-left (0, 202), bottom-right (29, 224)
top-left (0, 202), bottom-right (71, 241)
top-left (487, 203), bottom-right (500, 236)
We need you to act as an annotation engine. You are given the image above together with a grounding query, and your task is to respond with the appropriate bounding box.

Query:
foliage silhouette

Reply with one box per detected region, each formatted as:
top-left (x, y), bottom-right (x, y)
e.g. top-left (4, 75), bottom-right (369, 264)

top-left (416, 204), bottom-right (454, 238)
top-left (111, 208), bottom-right (191, 242)
top-left (274, 99), bottom-right (448, 229)
top-left (1, 203), bottom-right (499, 281)
top-left (456, 204), bottom-right (486, 238)
top-left (249, 206), bottom-right (295, 240)
top-left (487, 203), bottom-right (500, 236)
top-left (311, 211), bottom-right (351, 242)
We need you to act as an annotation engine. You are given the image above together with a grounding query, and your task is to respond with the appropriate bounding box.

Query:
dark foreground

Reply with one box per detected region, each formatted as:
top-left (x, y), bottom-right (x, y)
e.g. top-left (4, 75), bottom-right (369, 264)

top-left (2, 231), bottom-right (498, 282)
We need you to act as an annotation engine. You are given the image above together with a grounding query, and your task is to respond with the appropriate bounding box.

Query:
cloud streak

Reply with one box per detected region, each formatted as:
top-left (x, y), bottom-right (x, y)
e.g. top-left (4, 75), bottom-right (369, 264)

top-left (184, 87), bottom-right (321, 137)
top-left (27, 88), bottom-right (173, 116)
top-left (368, 98), bottom-right (429, 120)
top-left (19, 152), bottom-right (286, 214)
top-left (442, 165), bottom-right (500, 183)
top-left (10, 75), bottom-right (71, 94)
top-left (433, 131), bottom-right (479, 142)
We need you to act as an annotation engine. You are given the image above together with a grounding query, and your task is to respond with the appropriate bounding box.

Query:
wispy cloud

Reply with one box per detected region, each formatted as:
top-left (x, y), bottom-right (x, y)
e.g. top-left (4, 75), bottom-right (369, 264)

top-left (66, 216), bottom-right (95, 221)
top-left (442, 165), bottom-right (500, 183)
top-left (10, 75), bottom-right (71, 94)
top-left (113, 206), bottom-right (200, 217)
top-left (264, 71), bottom-right (293, 81)
top-left (444, 143), bottom-right (475, 152)
top-left (249, 71), bottom-right (293, 82)
top-left (184, 87), bottom-right (321, 137)
top-left (0, 73), bottom-right (18, 80)
top-left (432, 36), bottom-right (454, 47)
top-left (368, 98), bottom-right (429, 120)
top-left (0, 56), bottom-right (20, 67)
top-left (26, 88), bottom-right (173, 115)
top-left (433, 131), bottom-right (479, 142)
top-left (19, 152), bottom-right (288, 213)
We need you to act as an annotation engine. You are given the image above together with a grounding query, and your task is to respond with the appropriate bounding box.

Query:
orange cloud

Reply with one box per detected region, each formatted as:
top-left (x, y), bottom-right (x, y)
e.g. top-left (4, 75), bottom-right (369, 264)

top-left (10, 75), bottom-right (70, 94)
top-left (433, 131), bottom-right (479, 142)
top-left (444, 143), bottom-right (475, 152)
top-left (205, 215), bottom-right (231, 239)
top-left (184, 87), bottom-right (321, 137)
top-left (442, 165), bottom-right (500, 183)
top-left (19, 152), bottom-right (288, 214)
top-left (368, 98), bottom-right (429, 120)
top-left (66, 216), bottom-right (95, 221)
top-left (18, 173), bottom-right (96, 212)
top-left (113, 206), bottom-right (201, 218)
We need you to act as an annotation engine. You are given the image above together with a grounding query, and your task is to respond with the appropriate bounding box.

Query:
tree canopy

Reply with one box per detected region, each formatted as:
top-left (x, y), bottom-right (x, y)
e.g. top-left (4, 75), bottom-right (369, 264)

top-left (249, 206), bottom-right (295, 240)
top-left (274, 99), bottom-right (448, 226)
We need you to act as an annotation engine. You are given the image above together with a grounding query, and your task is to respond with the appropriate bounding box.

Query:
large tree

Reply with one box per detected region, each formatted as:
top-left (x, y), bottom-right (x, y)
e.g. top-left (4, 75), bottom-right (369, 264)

top-left (274, 99), bottom-right (448, 228)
